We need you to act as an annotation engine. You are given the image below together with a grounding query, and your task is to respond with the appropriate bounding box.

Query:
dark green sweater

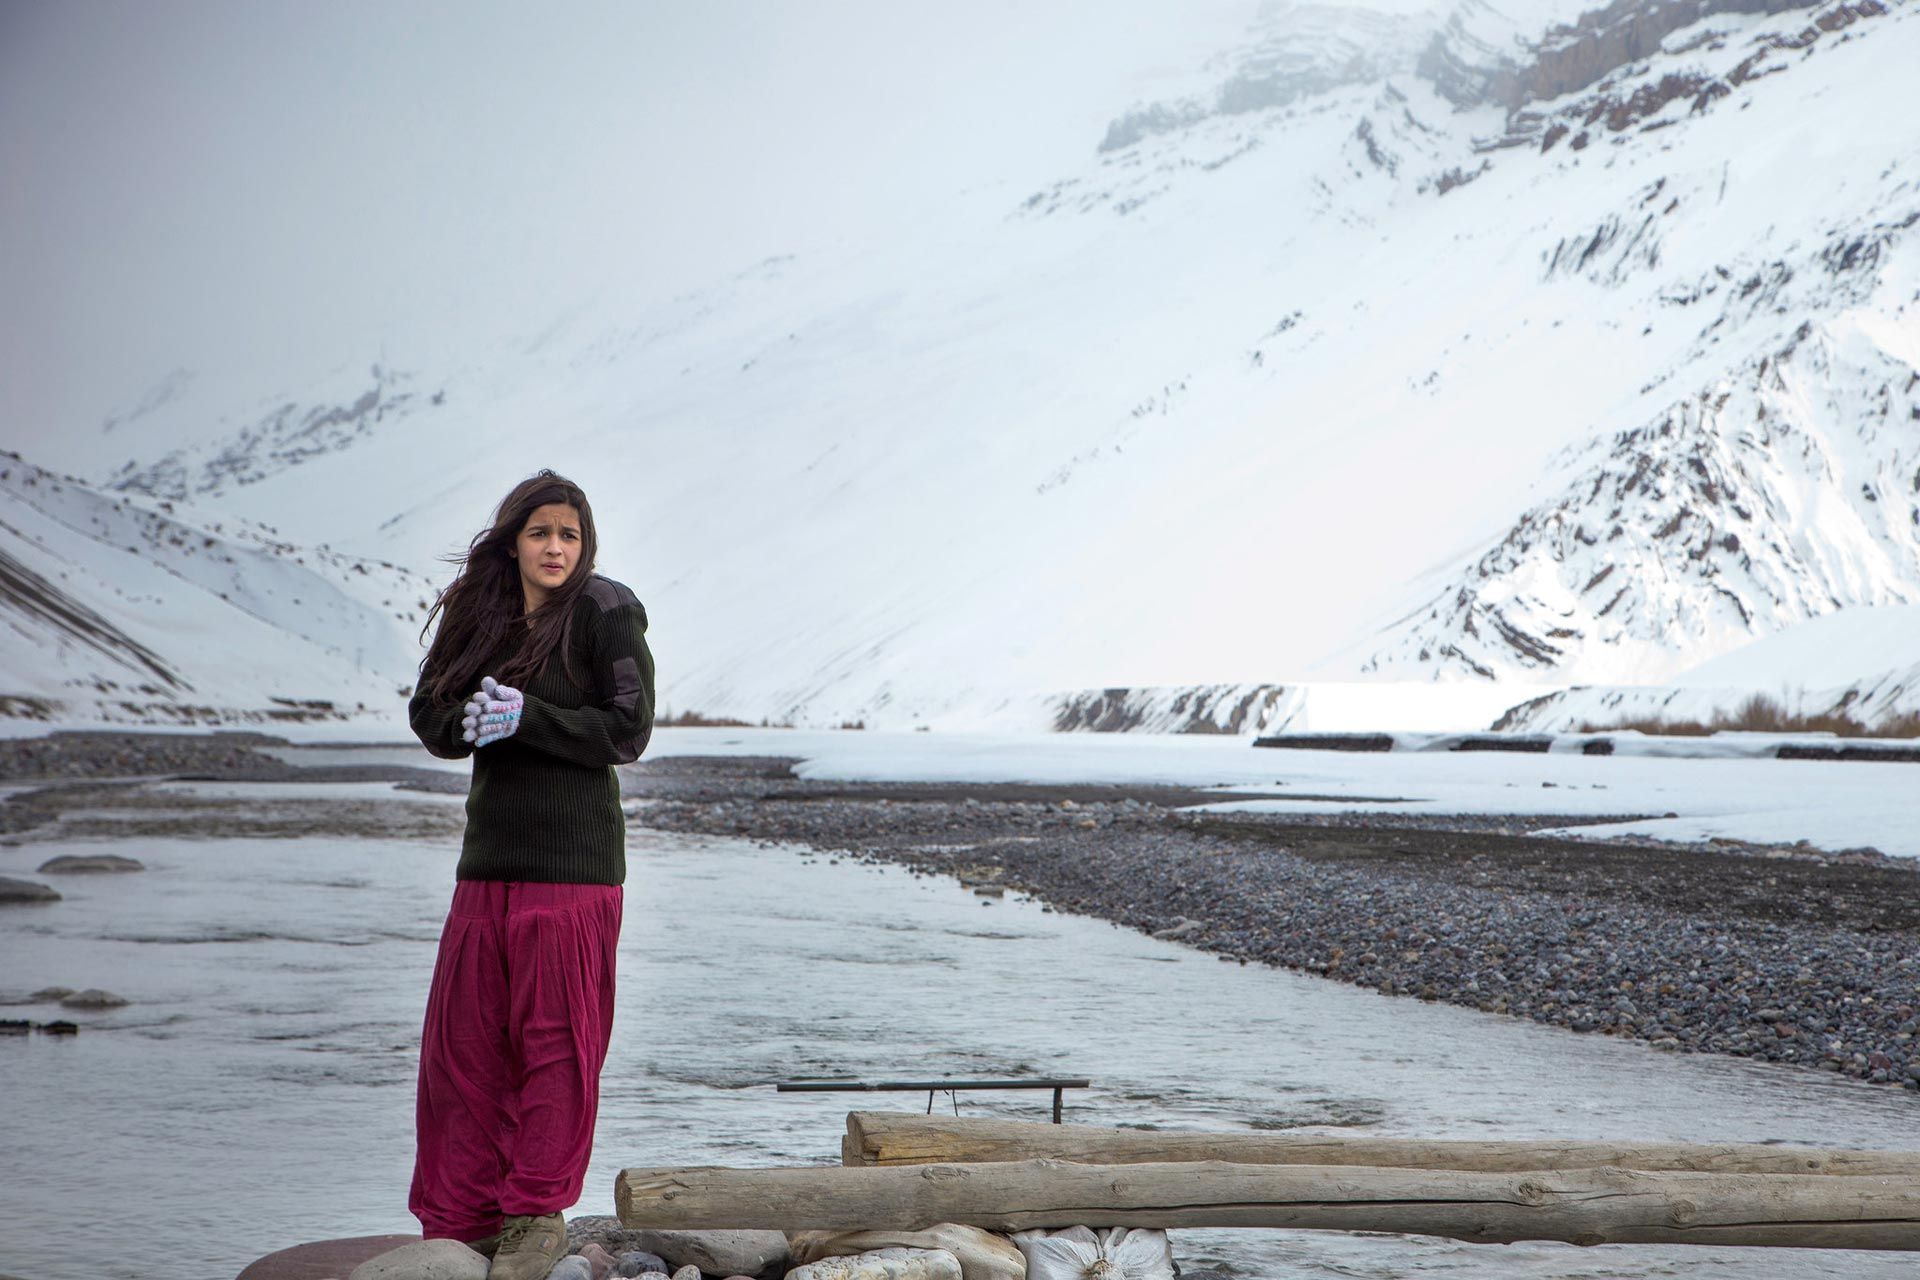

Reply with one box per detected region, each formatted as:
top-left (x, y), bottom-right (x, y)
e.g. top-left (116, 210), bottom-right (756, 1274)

top-left (408, 575), bottom-right (656, 885)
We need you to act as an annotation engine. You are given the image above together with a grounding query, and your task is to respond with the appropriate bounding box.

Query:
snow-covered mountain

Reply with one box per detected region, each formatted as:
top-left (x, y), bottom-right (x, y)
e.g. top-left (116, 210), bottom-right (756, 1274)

top-left (1353, 0), bottom-right (1920, 683)
top-left (6, 0), bottom-right (1919, 731)
top-left (1365, 313), bottom-right (1920, 683)
top-left (0, 452), bottom-right (433, 725)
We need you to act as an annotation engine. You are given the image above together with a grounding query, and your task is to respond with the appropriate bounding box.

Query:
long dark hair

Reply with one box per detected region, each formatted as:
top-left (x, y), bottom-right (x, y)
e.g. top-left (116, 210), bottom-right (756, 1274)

top-left (418, 470), bottom-right (599, 702)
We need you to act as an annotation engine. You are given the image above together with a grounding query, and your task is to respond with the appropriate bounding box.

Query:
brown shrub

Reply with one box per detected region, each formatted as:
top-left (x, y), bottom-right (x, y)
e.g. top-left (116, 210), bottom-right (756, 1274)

top-left (1579, 692), bottom-right (1920, 739)
top-left (657, 709), bottom-right (756, 728)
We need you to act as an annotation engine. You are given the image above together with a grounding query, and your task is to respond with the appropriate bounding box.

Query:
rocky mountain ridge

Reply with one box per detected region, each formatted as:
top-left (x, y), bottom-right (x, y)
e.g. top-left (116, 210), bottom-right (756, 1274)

top-left (109, 362), bottom-right (445, 501)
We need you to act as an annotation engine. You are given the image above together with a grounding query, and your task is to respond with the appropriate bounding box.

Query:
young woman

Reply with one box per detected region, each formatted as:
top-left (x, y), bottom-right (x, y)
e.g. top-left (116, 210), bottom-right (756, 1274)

top-left (406, 470), bottom-right (655, 1280)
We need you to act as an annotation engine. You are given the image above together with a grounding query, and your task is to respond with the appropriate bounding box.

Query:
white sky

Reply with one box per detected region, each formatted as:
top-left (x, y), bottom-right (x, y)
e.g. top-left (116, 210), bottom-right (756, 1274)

top-left (0, 0), bottom-right (1258, 442)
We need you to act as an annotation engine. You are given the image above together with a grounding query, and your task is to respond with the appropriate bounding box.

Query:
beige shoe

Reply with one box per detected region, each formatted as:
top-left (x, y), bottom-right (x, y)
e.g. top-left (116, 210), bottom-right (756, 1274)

top-left (487, 1212), bottom-right (566, 1280)
top-left (464, 1228), bottom-right (504, 1259)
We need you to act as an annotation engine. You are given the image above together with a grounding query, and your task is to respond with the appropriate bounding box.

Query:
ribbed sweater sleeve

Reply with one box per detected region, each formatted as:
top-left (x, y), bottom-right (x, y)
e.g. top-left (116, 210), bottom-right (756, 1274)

top-left (514, 583), bottom-right (655, 768)
top-left (408, 675), bottom-right (475, 760)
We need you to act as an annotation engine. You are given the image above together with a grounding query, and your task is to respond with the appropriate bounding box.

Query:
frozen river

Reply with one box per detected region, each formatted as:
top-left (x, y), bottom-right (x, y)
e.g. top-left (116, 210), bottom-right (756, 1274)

top-left (3, 803), bottom-right (1917, 1279)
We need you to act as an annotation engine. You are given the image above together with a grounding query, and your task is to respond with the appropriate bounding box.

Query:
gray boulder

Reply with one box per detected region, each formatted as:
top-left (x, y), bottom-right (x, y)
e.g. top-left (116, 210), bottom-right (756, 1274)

top-left (0, 876), bottom-right (60, 904)
top-left (347, 1238), bottom-right (488, 1280)
top-left (631, 1229), bottom-right (789, 1276)
top-left (789, 1225), bottom-right (1022, 1280)
top-left (785, 1249), bottom-right (962, 1280)
top-left (37, 853), bottom-right (144, 873)
top-left (60, 989), bottom-right (130, 1009)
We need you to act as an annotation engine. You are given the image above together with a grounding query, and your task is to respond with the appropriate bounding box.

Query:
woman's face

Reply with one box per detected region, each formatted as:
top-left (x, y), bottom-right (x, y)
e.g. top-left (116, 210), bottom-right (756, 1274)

top-left (511, 502), bottom-right (583, 608)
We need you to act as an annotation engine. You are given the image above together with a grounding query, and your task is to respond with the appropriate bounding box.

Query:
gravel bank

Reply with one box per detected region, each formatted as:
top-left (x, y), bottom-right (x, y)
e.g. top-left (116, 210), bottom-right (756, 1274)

top-left (0, 731), bottom-right (466, 842)
top-left (7, 734), bottom-right (1914, 1089)
top-left (626, 755), bottom-right (1920, 1089)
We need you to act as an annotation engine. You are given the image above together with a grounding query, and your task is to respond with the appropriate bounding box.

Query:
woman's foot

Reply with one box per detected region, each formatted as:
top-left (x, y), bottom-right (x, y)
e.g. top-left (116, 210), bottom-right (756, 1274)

top-left (462, 1227), bottom-right (504, 1258)
top-left (488, 1213), bottom-right (567, 1280)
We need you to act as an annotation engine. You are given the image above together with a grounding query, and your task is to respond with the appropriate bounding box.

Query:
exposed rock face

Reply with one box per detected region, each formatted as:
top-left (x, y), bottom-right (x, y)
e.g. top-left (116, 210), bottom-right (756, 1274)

top-left (1105, 1), bottom-right (1856, 154)
top-left (1492, 0), bottom-right (1891, 150)
top-left (1509, 0), bottom-right (1819, 107)
top-left (1049, 684), bottom-right (1294, 735)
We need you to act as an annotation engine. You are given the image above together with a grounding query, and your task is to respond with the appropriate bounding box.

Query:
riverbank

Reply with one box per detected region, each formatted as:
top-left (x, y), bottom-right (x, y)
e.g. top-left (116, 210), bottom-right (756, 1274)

top-left (626, 753), bottom-right (1920, 1089)
top-left (7, 732), bottom-right (1920, 1280)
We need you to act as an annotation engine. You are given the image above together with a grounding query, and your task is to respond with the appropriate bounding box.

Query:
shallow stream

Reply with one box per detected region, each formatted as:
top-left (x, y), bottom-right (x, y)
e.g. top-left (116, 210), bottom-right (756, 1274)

top-left (3, 814), bottom-right (1917, 1279)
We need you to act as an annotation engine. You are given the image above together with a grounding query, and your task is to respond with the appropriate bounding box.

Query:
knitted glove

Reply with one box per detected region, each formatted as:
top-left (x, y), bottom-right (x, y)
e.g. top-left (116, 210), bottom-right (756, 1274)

top-left (461, 676), bottom-right (524, 747)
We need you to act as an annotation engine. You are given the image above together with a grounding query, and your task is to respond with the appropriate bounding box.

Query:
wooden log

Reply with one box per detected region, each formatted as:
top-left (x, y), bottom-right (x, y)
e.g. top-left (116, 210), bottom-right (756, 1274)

top-left (614, 1159), bottom-right (1920, 1250)
top-left (844, 1111), bottom-right (1920, 1178)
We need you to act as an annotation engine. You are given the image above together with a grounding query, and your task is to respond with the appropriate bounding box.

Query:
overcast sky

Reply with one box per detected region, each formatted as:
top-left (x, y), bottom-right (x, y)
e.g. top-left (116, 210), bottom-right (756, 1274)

top-left (0, 0), bottom-right (1256, 443)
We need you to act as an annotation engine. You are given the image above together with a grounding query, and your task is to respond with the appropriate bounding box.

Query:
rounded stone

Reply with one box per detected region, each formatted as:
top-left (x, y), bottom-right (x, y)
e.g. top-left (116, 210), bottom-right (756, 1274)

top-left (346, 1238), bottom-right (488, 1280)
top-left (60, 988), bottom-right (130, 1009)
top-left (0, 876), bottom-right (60, 904)
top-left (237, 1235), bottom-right (421, 1280)
top-left (37, 853), bottom-right (145, 874)
top-left (630, 1230), bottom-right (788, 1276)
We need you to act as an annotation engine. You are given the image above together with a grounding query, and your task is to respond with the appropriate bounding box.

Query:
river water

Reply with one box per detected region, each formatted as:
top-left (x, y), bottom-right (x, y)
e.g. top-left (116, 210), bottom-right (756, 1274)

top-left (2, 805), bottom-right (1917, 1279)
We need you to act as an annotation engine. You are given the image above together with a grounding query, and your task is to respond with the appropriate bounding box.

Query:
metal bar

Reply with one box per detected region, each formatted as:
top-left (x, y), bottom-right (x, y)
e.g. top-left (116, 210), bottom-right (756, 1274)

top-left (777, 1078), bottom-right (1090, 1094)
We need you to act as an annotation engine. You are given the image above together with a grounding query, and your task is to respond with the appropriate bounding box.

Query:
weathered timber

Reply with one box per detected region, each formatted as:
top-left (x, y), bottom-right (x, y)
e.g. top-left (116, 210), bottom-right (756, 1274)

top-left (843, 1112), bottom-right (1920, 1178)
top-left (615, 1160), bottom-right (1920, 1249)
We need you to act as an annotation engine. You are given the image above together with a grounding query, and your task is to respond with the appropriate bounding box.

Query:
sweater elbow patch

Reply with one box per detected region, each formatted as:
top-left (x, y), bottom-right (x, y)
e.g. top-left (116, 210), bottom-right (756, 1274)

top-left (610, 654), bottom-right (644, 717)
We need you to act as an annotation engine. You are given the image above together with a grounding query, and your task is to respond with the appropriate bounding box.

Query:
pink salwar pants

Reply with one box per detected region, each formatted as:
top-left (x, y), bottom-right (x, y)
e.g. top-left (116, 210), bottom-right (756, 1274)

top-left (410, 880), bottom-right (623, 1241)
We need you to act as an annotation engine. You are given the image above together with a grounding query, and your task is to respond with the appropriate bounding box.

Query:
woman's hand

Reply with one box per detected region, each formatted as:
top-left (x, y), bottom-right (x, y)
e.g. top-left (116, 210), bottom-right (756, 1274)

top-left (461, 676), bottom-right (525, 747)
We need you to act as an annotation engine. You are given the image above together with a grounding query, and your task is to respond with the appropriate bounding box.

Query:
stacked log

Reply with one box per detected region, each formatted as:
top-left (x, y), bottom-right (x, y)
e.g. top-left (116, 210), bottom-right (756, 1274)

top-left (841, 1111), bottom-right (1920, 1177)
top-left (612, 1113), bottom-right (1920, 1253)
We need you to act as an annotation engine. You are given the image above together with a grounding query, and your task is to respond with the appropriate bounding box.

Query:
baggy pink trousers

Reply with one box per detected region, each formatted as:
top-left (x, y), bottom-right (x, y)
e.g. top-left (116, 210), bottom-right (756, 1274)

top-left (410, 881), bottom-right (623, 1240)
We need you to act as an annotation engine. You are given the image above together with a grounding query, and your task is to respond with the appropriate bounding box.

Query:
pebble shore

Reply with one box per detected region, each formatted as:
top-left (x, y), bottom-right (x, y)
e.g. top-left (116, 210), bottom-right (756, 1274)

top-left (626, 755), bottom-right (1920, 1089)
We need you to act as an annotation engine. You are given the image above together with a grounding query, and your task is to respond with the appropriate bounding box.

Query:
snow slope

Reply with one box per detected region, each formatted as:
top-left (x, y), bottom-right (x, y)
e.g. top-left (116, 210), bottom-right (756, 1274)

top-left (5, 0), bottom-right (1918, 730)
top-left (1493, 602), bottom-right (1920, 731)
top-left (0, 453), bottom-right (433, 724)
